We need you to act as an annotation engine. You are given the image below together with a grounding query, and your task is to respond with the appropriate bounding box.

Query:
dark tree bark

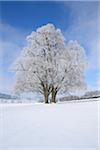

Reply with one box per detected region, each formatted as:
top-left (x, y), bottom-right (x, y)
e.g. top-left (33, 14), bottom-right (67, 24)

top-left (44, 91), bottom-right (49, 103)
top-left (42, 82), bottom-right (51, 103)
top-left (51, 86), bottom-right (58, 103)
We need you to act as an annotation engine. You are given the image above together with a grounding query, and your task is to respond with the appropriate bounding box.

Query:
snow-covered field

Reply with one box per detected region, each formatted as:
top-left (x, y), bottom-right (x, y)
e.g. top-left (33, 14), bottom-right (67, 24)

top-left (0, 99), bottom-right (100, 150)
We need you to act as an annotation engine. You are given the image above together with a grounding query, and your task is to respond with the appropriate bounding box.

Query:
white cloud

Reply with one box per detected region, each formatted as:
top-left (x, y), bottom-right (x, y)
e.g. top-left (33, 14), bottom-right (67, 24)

top-left (63, 1), bottom-right (100, 89)
top-left (0, 23), bottom-right (28, 93)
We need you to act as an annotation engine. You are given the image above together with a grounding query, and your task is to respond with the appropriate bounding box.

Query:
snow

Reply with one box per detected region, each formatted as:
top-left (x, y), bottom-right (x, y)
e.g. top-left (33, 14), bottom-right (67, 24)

top-left (0, 99), bottom-right (100, 150)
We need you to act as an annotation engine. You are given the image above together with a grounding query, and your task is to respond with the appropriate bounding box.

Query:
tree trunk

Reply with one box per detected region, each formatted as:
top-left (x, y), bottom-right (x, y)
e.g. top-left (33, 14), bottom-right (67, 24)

top-left (43, 84), bottom-right (49, 104)
top-left (41, 82), bottom-right (51, 103)
top-left (51, 86), bottom-right (57, 103)
top-left (44, 92), bottom-right (48, 103)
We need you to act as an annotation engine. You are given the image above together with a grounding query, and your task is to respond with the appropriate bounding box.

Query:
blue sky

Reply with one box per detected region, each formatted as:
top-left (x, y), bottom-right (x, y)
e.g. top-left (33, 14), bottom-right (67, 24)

top-left (0, 1), bottom-right (100, 94)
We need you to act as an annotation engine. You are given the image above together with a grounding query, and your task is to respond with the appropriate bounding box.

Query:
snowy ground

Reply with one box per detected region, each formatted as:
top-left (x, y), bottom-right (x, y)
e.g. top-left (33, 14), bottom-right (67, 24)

top-left (0, 98), bottom-right (100, 150)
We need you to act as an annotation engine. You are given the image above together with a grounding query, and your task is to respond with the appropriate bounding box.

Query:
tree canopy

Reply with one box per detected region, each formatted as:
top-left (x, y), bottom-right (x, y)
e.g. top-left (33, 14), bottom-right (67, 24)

top-left (12, 24), bottom-right (86, 103)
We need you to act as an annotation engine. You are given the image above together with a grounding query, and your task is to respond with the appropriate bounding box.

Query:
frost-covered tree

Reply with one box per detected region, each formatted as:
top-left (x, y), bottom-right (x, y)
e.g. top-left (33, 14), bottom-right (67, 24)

top-left (13, 24), bottom-right (65, 103)
top-left (49, 40), bottom-right (86, 103)
top-left (12, 24), bottom-right (86, 103)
